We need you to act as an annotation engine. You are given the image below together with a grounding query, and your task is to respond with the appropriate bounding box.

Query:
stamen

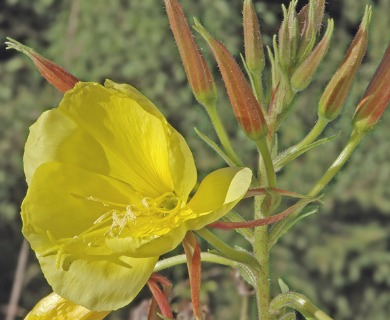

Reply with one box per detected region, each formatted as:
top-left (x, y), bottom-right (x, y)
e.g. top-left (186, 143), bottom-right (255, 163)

top-left (43, 192), bottom-right (199, 269)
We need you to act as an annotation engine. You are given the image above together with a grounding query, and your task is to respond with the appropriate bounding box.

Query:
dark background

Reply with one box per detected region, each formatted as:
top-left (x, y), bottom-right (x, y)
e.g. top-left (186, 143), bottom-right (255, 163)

top-left (0, 0), bottom-right (389, 319)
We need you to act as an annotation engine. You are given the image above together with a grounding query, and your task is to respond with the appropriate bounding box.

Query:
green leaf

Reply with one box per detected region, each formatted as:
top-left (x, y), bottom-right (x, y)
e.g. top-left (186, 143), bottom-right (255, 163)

top-left (222, 211), bottom-right (254, 243)
top-left (274, 133), bottom-right (340, 172)
top-left (270, 292), bottom-right (333, 320)
top-left (269, 206), bottom-right (319, 248)
top-left (278, 278), bottom-right (290, 293)
top-left (236, 263), bottom-right (258, 288)
top-left (194, 127), bottom-right (237, 167)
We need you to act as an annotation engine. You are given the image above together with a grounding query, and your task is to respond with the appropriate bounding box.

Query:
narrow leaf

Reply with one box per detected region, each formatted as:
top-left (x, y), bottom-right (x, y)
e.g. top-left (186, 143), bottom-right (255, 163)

top-left (269, 206), bottom-right (319, 248)
top-left (194, 127), bottom-right (237, 166)
top-left (274, 133), bottom-right (340, 172)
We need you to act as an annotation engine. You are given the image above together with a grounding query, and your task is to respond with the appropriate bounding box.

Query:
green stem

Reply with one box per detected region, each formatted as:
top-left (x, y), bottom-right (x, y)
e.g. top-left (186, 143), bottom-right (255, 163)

top-left (308, 129), bottom-right (363, 197)
top-left (240, 294), bottom-right (249, 320)
top-left (196, 228), bottom-right (260, 270)
top-left (257, 137), bottom-right (277, 188)
top-left (252, 134), bottom-right (277, 320)
top-left (269, 129), bottom-right (364, 248)
top-left (153, 252), bottom-right (236, 272)
top-left (206, 103), bottom-right (244, 167)
top-left (285, 116), bottom-right (329, 156)
top-left (252, 73), bottom-right (265, 108)
top-left (253, 195), bottom-right (271, 320)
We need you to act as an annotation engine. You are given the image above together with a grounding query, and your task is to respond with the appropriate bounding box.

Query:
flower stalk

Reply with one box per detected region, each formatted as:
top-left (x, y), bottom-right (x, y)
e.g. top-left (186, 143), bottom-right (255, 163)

top-left (164, 0), bottom-right (243, 166)
top-left (182, 232), bottom-right (202, 320)
top-left (194, 18), bottom-right (268, 142)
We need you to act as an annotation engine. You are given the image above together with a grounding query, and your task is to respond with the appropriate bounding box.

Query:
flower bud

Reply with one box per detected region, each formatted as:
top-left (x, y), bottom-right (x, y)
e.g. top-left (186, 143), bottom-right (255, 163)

top-left (278, 0), bottom-right (299, 72)
top-left (164, 0), bottom-right (217, 107)
top-left (297, 1), bottom-right (315, 62)
top-left (313, 0), bottom-right (326, 34)
top-left (267, 37), bottom-right (294, 125)
top-left (291, 19), bottom-right (334, 91)
top-left (318, 6), bottom-right (371, 121)
top-left (243, 0), bottom-right (265, 75)
top-left (194, 19), bottom-right (268, 141)
top-left (5, 38), bottom-right (79, 93)
top-left (353, 44), bottom-right (390, 132)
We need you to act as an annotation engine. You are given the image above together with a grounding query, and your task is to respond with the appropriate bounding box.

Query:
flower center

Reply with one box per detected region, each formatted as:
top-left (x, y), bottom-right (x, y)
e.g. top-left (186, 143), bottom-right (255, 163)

top-left (98, 192), bottom-right (186, 238)
top-left (43, 192), bottom-right (194, 270)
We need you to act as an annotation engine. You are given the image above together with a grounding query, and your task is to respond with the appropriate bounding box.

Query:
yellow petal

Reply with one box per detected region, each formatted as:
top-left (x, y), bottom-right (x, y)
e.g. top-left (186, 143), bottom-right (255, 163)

top-left (106, 224), bottom-right (188, 258)
top-left (22, 162), bottom-right (137, 253)
top-left (22, 162), bottom-right (159, 310)
top-left (25, 292), bottom-right (110, 320)
top-left (104, 79), bottom-right (165, 121)
top-left (107, 168), bottom-right (252, 256)
top-left (185, 167), bottom-right (252, 230)
top-left (25, 82), bottom-right (174, 197)
top-left (38, 254), bottom-right (157, 312)
top-left (104, 80), bottom-right (197, 201)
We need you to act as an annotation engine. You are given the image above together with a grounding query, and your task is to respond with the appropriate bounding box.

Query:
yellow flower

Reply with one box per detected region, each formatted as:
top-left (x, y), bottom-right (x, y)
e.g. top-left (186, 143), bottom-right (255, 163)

top-left (22, 80), bottom-right (252, 311)
top-left (25, 292), bottom-right (110, 320)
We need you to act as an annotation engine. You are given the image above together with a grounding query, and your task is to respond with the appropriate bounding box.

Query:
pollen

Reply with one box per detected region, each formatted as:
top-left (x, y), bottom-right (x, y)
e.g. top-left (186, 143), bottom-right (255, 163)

top-left (102, 192), bottom-right (193, 238)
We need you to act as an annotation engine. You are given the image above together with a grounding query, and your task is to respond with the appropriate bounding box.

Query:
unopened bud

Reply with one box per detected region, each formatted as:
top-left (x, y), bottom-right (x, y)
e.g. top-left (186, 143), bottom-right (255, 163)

top-left (318, 6), bottom-right (371, 121)
top-left (268, 38), bottom-right (294, 125)
top-left (5, 38), bottom-right (79, 93)
top-left (243, 0), bottom-right (265, 75)
top-left (165, 0), bottom-right (216, 107)
top-left (297, 1), bottom-right (315, 63)
top-left (194, 19), bottom-right (268, 141)
top-left (313, 0), bottom-right (326, 34)
top-left (353, 44), bottom-right (390, 132)
top-left (278, 0), bottom-right (299, 72)
top-left (291, 19), bottom-right (334, 91)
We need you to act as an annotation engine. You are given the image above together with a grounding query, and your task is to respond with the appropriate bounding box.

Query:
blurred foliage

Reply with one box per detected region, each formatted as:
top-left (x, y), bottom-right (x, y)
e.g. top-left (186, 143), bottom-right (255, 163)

top-left (0, 0), bottom-right (389, 319)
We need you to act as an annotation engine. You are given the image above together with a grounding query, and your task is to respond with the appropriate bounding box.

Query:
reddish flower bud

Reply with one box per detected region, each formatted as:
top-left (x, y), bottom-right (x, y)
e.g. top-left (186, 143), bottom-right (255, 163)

top-left (318, 6), bottom-right (371, 121)
top-left (243, 0), bottom-right (265, 75)
top-left (291, 19), bottom-right (334, 91)
top-left (5, 38), bottom-right (79, 93)
top-left (194, 19), bottom-right (268, 141)
top-left (353, 44), bottom-right (390, 132)
top-left (164, 0), bottom-right (216, 107)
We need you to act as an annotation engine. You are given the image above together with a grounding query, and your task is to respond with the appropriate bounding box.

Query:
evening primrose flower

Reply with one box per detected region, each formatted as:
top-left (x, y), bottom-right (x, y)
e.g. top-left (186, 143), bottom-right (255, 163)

top-left (21, 80), bottom-right (252, 311)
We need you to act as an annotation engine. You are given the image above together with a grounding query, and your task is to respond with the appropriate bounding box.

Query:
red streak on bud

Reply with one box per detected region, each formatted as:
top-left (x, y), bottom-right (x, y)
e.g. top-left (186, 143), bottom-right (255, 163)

top-left (165, 0), bottom-right (216, 106)
top-left (353, 44), bottom-right (390, 131)
top-left (30, 53), bottom-right (79, 93)
top-left (195, 20), bottom-right (268, 141)
top-left (6, 38), bottom-right (79, 93)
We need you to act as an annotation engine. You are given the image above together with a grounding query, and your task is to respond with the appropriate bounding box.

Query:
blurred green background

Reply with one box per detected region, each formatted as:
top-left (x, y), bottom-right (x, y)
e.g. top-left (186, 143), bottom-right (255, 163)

top-left (0, 0), bottom-right (389, 319)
